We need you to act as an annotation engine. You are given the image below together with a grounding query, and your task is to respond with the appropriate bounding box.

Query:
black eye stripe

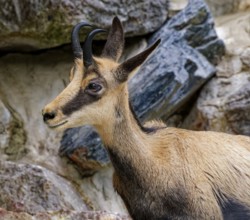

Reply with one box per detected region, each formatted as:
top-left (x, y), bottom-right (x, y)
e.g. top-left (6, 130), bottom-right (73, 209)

top-left (61, 89), bottom-right (101, 116)
top-left (61, 75), bottom-right (107, 116)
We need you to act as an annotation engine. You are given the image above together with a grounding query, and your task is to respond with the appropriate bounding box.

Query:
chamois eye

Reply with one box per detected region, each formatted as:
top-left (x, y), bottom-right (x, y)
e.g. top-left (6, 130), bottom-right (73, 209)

top-left (86, 82), bottom-right (102, 93)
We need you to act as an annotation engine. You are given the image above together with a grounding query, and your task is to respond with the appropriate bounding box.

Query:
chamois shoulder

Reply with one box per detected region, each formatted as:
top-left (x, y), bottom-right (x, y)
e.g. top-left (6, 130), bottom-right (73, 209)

top-left (148, 126), bottom-right (250, 156)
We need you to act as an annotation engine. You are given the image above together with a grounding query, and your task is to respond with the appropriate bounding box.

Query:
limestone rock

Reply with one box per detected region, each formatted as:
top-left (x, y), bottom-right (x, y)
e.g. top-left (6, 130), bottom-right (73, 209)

top-left (215, 11), bottom-right (250, 54)
top-left (205, 0), bottom-right (250, 16)
top-left (0, 161), bottom-right (88, 214)
top-left (0, 50), bottom-right (69, 172)
top-left (182, 71), bottom-right (250, 135)
top-left (60, 0), bottom-right (225, 175)
top-left (0, 100), bottom-right (12, 153)
top-left (0, 99), bottom-right (27, 161)
top-left (168, 0), bottom-right (188, 16)
top-left (241, 48), bottom-right (250, 68)
top-left (78, 166), bottom-right (128, 214)
top-left (0, 208), bottom-right (131, 220)
top-left (0, 0), bottom-right (168, 51)
top-left (182, 10), bottom-right (250, 135)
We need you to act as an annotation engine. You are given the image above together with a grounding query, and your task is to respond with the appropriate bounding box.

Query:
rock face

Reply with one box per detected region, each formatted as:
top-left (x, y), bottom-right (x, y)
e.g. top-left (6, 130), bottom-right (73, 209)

top-left (0, 0), bottom-right (168, 51)
top-left (60, 0), bottom-right (225, 175)
top-left (183, 10), bottom-right (250, 135)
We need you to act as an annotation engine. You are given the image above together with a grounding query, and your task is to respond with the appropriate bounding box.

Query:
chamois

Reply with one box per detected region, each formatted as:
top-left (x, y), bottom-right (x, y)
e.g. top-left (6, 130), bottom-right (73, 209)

top-left (42, 17), bottom-right (250, 219)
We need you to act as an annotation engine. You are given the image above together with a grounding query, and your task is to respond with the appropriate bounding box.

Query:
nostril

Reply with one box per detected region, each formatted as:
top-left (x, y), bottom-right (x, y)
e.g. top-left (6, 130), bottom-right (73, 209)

top-left (43, 111), bottom-right (56, 122)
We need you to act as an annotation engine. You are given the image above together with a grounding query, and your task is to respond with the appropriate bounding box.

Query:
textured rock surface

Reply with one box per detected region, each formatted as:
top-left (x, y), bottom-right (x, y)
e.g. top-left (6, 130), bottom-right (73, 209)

top-left (0, 208), bottom-right (131, 220)
top-left (205, 0), bottom-right (250, 16)
top-left (183, 11), bottom-right (250, 135)
top-left (0, 161), bottom-right (88, 213)
top-left (60, 0), bottom-right (225, 174)
top-left (0, 0), bottom-right (168, 51)
top-left (0, 100), bottom-right (12, 154)
top-left (130, 0), bottom-right (224, 121)
top-left (0, 50), bottom-right (69, 171)
top-left (0, 99), bottom-right (27, 161)
top-left (183, 71), bottom-right (250, 135)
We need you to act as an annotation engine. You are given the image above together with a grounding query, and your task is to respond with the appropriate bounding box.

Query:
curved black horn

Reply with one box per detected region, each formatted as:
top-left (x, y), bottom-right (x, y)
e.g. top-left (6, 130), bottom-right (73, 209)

top-left (71, 22), bottom-right (92, 59)
top-left (83, 29), bottom-right (106, 68)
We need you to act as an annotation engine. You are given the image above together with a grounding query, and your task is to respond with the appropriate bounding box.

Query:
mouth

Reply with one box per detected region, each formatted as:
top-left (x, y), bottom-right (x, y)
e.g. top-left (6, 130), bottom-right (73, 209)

top-left (48, 120), bottom-right (68, 129)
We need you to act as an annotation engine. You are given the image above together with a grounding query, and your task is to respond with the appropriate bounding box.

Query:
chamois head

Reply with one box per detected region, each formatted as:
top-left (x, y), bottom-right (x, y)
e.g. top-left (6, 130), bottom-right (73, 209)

top-left (42, 17), bottom-right (160, 131)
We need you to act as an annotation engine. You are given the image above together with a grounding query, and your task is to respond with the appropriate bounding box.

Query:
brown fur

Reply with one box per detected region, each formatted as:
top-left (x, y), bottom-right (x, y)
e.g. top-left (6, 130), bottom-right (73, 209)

top-left (43, 17), bottom-right (250, 219)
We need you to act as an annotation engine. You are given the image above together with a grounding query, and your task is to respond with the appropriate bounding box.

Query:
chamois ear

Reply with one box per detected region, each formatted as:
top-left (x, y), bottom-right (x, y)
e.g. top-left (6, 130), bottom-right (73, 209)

top-left (101, 16), bottom-right (124, 61)
top-left (115, 39), bottom-right (161, 82)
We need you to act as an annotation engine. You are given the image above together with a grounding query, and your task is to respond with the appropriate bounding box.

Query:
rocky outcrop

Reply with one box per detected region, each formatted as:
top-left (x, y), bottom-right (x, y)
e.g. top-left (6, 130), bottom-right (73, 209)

top-left (183, 10), bottom-right (250, 135)
top-left (60, 0), bottom-right (225, 175)
top-left (0, 0), bottom-right (168, 51)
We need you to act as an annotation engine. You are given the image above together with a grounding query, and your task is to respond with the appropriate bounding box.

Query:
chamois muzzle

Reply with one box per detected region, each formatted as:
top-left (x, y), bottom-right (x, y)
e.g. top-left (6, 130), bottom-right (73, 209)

top-left (43, 111), bottom-right (56, 122)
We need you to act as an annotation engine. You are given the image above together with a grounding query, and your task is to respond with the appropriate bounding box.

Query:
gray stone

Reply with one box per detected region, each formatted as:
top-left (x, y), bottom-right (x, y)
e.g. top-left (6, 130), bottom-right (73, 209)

top-left (182, 71), bottom-right (250, 135)
top-left (225, 83), bottom-right (250, 135)
top-left (0, 0), bottom-right (168, 51)
top-left (205, 0), bottom-right (250, 17)
top-left (0, 100), bottom-right (11, 150)
top-left (215, 11), bottom-right (250, 55)
top-left (241, 48), bottom-right (250, 68)
top-left (60, 0), bottom-right (225, 174)
top-left (0, 161), bottom-right (88, 214)
top-left (0, 99), bottom-right (27, 161)
top-left (205, 0), bottom-right (239, 16)
top-left (0, 208), bottom-right (131, 220)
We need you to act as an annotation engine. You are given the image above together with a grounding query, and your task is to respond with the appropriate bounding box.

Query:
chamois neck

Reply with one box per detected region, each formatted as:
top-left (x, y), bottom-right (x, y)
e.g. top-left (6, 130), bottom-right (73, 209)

top-left (95, 85), bottom-right (146, 148)
top-left (94, 85), bottom-right (155, 190)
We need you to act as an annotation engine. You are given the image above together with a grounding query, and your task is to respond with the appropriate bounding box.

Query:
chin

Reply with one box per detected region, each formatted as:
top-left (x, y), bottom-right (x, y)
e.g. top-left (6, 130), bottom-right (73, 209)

top-left (46, 120), bottom-right (69, 131)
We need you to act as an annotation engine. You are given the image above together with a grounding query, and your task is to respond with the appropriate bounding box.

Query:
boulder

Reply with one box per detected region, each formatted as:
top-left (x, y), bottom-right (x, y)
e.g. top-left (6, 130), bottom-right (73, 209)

top-left (0, 161), bottom-right (88, 214)
top-left (60, 0), bottom-right (225, 175)
top-left (0, 0), bottom-right (168, 51)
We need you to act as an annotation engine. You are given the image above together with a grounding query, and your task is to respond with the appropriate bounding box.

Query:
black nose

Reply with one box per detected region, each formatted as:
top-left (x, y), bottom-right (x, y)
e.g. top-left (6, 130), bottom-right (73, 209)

top-left (43, 111), bottom-right (56, 122)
